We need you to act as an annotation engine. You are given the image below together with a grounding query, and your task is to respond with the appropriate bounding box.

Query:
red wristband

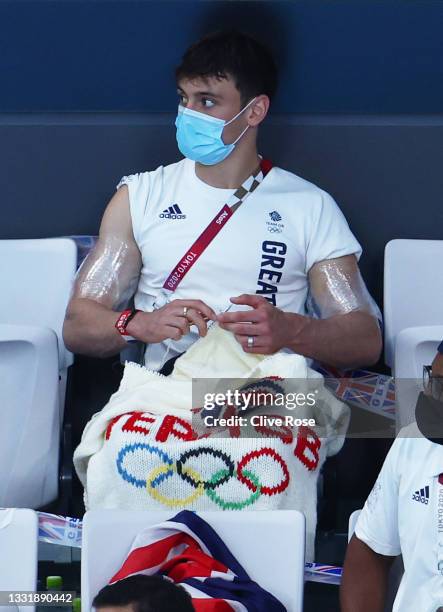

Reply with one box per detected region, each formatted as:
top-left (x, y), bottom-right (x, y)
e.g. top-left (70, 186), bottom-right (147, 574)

top-left (115, 308), bottom-right (139, 336)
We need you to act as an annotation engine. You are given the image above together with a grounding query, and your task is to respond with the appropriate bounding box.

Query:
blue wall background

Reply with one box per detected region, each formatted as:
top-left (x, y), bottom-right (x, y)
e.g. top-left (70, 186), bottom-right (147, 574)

top-left (1, 0), bottom-right (442, 308)
top-left (1, 0), bottom-right (443, 113)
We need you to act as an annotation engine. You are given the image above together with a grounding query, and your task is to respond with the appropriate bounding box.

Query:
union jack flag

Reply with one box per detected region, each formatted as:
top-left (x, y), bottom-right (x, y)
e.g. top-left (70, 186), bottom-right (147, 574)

top-left (109, 510), bottom-right (285, 612)
top-left (38, 512), bottom-right (82, 547)
top-left (315, 365), bottom-right (396, 419)
top-left (304, 563), bottom-right (342, 585)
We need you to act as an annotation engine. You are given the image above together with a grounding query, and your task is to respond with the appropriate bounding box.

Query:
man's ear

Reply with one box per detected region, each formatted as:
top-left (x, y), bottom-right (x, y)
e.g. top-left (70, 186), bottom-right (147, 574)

top-left (248, 95), bottom-right (270, 127)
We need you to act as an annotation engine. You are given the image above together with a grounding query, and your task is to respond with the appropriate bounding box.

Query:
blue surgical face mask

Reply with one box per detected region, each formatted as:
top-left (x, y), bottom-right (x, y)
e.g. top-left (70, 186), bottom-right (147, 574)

top-left (175, 97), bottom-right (256, 166)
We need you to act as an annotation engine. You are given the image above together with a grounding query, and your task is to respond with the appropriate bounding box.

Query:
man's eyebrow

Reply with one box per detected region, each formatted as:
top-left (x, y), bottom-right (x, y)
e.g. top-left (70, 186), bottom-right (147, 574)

top-left (176, 87), bottom-right (222, 98)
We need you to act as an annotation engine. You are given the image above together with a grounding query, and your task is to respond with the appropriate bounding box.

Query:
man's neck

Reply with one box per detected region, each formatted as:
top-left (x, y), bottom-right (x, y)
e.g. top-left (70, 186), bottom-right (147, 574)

top-left (194, 146), bottom-right (261, 189)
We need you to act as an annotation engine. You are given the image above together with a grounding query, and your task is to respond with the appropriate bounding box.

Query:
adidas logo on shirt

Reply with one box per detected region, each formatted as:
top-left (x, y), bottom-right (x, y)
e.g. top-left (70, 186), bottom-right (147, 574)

top-left (159, 204), bottom-right (186, 219)
top-left (412, 485), bottom-right (430, 504)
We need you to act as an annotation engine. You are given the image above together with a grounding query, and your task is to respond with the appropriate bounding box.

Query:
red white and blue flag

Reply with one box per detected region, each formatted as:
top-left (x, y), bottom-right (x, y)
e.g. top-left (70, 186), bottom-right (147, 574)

top-left (315, 365), bottom-right (396, 419)
top-left (109, 510), bottom-right (285, 612)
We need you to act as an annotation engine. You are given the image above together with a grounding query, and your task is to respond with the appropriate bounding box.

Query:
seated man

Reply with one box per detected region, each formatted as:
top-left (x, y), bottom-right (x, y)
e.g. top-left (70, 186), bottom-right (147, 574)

top-left (62, 28), bottom-right (382, 374)
top-left (92, 575), bottom-right (194, 612)
top-left (340, 365), bottom-right (443, 611)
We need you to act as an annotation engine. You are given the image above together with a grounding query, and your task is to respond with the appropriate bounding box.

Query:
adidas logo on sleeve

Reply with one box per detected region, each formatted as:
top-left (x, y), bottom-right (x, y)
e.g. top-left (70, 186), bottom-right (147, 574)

top-left (159, 204), bottom-right (186, 219)
top-left (412, 485), bottom-right (430, 504)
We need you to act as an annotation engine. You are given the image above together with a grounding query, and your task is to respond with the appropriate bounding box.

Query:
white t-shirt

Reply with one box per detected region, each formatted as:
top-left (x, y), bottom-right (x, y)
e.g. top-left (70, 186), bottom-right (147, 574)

top-left (355, 423), bottom-right (443, 612)
top-left (117, 157), bottom-right (362, 370)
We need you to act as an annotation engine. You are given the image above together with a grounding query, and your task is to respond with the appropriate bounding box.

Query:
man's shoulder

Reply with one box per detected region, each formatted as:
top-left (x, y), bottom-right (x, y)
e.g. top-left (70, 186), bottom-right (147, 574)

top-left (394, 422), bottom-right (443, 466)
top-left (269, 165), bottom-right (328, 197)
top-left (267, 165), bottom-right (339, 217)
top-left (118, 158), bottom-right (187, 188)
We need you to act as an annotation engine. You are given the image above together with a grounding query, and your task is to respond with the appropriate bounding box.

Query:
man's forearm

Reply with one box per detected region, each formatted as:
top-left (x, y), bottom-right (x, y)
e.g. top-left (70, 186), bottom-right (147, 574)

top-left (63, 298), bottom-right (128, 358)
top-left (341, 536), bottom-right (393, 612)
top-left (284, 310), bottom-right (382, 369)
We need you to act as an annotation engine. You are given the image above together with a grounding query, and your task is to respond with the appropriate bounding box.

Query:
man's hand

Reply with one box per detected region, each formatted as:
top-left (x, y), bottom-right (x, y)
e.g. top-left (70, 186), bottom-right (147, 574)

top-left (128, 299), bottom-right (216, 343)
top-left (217, 294), bottom-right (309, 354)
top-left (432, 351), bottom-right (443, 377)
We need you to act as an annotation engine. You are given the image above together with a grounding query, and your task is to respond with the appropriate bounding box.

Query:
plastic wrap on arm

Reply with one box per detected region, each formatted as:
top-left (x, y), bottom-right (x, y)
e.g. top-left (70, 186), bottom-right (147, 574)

top-left (307, 256), bottom-right (382, 323)
top-left (72, 234), bottom-right (141, 311)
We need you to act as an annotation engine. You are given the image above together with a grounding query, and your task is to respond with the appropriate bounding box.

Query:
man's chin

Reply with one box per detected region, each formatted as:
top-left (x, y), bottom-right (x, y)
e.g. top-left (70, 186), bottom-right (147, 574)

top-left (415, 391), bottom-right (443, 444)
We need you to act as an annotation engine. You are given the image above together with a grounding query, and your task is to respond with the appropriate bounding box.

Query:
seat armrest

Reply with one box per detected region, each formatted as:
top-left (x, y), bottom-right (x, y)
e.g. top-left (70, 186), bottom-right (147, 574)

top-left (0, 323), bottom-right (59, 361)
top-left (395, 325), bottom-right (443, 379)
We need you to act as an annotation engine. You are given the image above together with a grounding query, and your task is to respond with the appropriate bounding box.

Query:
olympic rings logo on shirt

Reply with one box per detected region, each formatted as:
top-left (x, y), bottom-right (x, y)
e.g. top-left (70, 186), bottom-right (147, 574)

top-left (116, 444), bottom-right (290, 510)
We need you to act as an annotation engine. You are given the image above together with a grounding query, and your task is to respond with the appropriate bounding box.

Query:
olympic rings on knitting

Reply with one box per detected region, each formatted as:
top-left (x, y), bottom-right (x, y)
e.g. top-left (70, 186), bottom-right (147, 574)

top-left (237, 448), bottom-right (290, 496)
top-left (176, 447), bottom-right (235, 490)
top-left (206, 469), bottom-right (261, 510)
top-left (116, 442), bottom-right (173, 488)
top-left (115, 443), bottom-right (290, 507)
top-left (146, 463), bottom-right (205, 507)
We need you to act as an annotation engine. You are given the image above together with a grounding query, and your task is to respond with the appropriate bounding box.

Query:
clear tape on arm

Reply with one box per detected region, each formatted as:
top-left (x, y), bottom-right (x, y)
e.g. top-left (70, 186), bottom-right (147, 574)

top-left (306, 258), bottom-right (383, 324)
top-left (72, 234), bottom-right (141, 311)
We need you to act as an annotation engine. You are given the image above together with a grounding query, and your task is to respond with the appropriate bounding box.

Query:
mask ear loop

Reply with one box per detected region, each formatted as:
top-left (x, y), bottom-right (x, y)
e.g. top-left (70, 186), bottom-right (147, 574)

top-left (225, 96), bottom-right (257, 125)
top-left (231, 124), bottom-right (250, 145)
top-left (224, 97), bottom-right (256, 145)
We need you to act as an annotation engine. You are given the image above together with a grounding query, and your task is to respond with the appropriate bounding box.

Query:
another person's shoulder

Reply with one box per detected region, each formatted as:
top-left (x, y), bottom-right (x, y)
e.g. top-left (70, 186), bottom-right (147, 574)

top-left (396, 421), bottom-right (442, 463)
top-left (378, 422), bottom-right (443, 482)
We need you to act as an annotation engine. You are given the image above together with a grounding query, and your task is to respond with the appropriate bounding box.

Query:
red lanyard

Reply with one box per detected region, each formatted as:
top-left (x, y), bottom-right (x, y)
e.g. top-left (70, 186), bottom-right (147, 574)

top-left (162, 158), bottom-right (273, 293)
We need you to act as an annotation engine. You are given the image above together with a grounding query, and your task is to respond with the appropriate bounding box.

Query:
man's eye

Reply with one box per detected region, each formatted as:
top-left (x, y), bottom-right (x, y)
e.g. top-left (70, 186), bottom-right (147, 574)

top-left (202, 97), bottom-right (215, 108)
top-left (178, 94), bottom-right (186, 105)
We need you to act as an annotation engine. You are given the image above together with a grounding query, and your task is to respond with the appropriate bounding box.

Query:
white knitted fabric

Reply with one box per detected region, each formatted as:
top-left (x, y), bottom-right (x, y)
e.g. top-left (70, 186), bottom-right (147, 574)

top-left (74, 325), bottom-right (349, 561)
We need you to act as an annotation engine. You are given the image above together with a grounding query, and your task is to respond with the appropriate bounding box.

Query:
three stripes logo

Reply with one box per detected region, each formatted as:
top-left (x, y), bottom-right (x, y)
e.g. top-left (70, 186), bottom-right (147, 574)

top-left (159, 204), bottom-right (186, 220)
top-left (412, 485), bottom-right (430, 505)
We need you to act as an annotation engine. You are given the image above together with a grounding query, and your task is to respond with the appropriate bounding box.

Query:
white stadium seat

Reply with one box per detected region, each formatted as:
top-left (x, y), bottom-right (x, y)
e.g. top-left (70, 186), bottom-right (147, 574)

top-left (82, 510), bottom-right (306, 612)
top-left (0, 238), bottom-right (77, 507)
top-left (0, 508), bottom-right (38, 611)
top-left (384, 239), bottom-right (443, 430)
top-left (384, 238), bottom-right (443, 368)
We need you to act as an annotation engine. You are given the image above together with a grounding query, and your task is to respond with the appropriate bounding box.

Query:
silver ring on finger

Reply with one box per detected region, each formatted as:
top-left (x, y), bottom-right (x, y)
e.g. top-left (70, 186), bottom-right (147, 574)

top-left (183, 306), bottom-right (188, 317)
top-left (247, 336), bottom-right (254, 348)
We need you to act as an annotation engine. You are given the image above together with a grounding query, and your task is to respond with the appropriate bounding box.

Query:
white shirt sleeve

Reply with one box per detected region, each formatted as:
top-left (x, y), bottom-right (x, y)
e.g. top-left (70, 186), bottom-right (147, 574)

top-left (116, 172), bottom-right (151, 246)
top-left (305, 189), bottom-right (362, 273)
top-left (354, 438), bottom-right (403, 557)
